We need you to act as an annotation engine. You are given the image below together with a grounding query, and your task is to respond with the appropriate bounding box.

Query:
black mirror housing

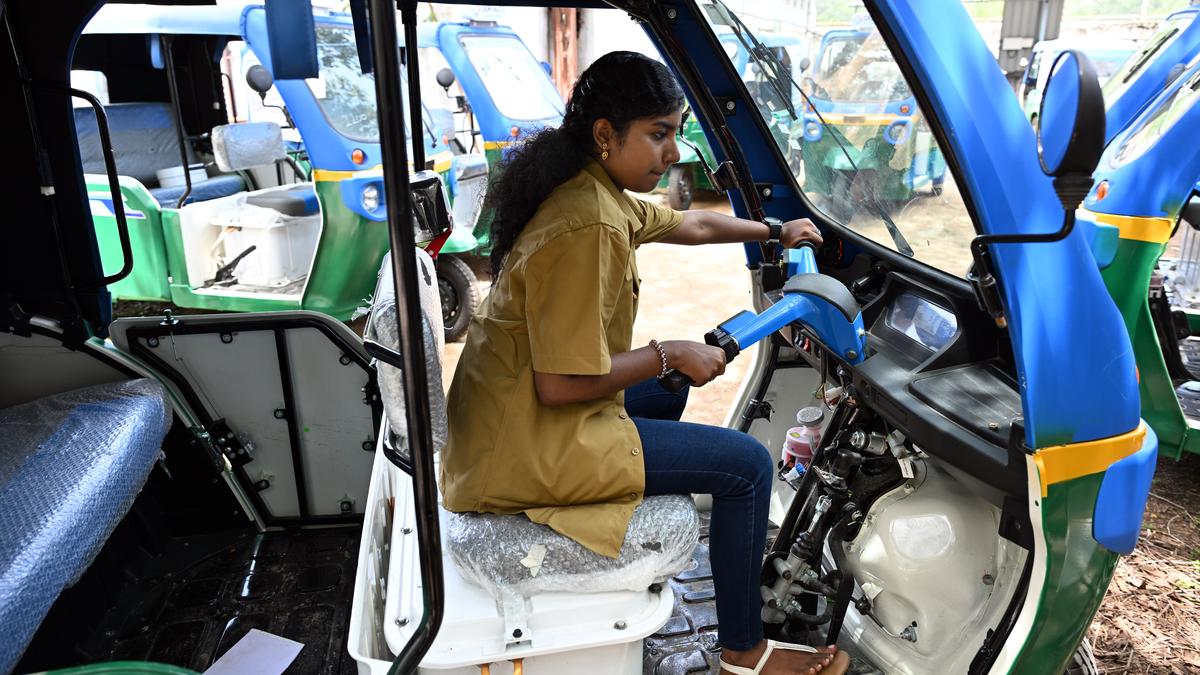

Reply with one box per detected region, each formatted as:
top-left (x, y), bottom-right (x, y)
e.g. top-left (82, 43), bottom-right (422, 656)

top-left (1036, 50), bottom-right (1105, 208)
top-left (246, 64), bottom-right (274, 96)
top-left (435, 67), bottom-right (456, 90)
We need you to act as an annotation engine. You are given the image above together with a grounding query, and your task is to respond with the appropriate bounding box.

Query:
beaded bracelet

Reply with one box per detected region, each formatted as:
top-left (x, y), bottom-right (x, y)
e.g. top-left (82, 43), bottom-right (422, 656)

top-left (649, 339), bottom-right (669, 379)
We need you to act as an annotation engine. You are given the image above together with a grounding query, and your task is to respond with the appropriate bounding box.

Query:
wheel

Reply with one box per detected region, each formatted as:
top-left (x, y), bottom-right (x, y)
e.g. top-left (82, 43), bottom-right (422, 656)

top-left (668, 165), bottom-right (694, 211)
top-left (1063, 638), bottom-right (1098, 675)
top-left (437, 255), bottom-right (478, 343)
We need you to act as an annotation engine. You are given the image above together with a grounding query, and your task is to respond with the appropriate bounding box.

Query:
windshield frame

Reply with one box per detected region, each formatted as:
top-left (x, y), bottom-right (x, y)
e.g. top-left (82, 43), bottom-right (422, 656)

top-left (694, 0), bottom-right (984, 281)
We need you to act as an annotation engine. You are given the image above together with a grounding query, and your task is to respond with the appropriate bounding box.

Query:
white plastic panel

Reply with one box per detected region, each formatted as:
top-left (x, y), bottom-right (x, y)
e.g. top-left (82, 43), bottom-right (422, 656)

top-left (0, 331), bottom-right (127, 409)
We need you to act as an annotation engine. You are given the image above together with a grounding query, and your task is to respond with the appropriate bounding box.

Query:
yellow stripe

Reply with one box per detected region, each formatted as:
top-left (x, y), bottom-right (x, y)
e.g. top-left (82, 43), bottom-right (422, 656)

top-left (484, 140), bottom-right (513, 150)
top-left (1033, 422), bottom-right (1147, 497)
top-left (1078, 208), bottom-right (1174, 244)
top-left (311, 165), bottom-right (383, 182)
top-left (312, 152), bottom-right (455, 181)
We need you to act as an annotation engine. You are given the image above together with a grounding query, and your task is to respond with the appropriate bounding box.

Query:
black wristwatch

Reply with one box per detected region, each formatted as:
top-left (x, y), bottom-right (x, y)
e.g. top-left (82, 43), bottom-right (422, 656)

top-left (764, 217), bottom-right (783, 245)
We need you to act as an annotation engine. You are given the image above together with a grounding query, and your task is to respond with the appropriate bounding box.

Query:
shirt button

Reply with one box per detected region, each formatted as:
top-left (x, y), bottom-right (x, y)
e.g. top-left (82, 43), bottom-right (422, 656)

top-left (618, 412), bottom-right (628, 420)
top-left (629, 492), bottom-right (638, 500)
top-left (631, 447), bottom-right (640, 456)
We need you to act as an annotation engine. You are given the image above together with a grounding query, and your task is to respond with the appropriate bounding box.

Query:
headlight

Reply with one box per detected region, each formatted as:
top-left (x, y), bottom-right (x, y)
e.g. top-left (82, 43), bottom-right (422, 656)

top-left (362, 184), bottom-right (379, 213)
top-left (804, 121), bottom-right (822, 141)
top-left (885, 121), bottom-right (910, 145)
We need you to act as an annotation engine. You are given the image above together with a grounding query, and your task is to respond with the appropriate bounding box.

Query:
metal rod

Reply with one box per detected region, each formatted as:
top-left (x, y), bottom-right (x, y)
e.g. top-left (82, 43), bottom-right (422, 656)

top-left (70, 87), bottom-right (133, 286)
top-left (161, 36), bottom-right (194, 209)
top-left (365, 0), bottom-right (445, 670)
top-left (274, 328), bottom-right (310, 519)
top-left (402, 2), bottom-right (425, 170)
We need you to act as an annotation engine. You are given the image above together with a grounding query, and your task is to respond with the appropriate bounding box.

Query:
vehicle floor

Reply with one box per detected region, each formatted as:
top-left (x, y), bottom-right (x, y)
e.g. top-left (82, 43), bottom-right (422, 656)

top-left (201, 274), bottom-right (308, 296)
top-left (79, 526), bottom-right (360, 675)
top-left (643, 514), bottom-right (880, 674)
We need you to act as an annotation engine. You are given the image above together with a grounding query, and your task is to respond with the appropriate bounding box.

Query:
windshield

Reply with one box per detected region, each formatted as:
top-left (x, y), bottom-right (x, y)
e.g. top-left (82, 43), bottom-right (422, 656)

top-left (816, 35), bottom-right (913, 103)
top-left (458, 34), bottom-right (564, 123)
top-left (310, 24), bottom-right (379, 142)
top-left (1102, 14), bottom-right (1193, 106)
top-left (698, 0), bottom-right (976, 277)
top-left (1111, 62), bottom-right (1200, 168)
top-left (307, 25), bottom-right (445, 154)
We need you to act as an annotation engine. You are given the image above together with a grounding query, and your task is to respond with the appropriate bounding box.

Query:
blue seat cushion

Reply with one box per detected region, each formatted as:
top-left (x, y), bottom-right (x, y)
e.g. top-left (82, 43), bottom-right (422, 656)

top-left (150, 174), bottom-right (247, 207)
top-left (0, 379), bottom-right (172, 673)
top-left (245, 184), bottom-right (320, 217)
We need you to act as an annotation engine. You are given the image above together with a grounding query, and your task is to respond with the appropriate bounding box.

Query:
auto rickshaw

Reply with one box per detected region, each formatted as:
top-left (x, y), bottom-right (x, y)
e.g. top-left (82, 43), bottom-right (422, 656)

top-left (77, 4), bottom-right (491, 341)
top-left (797, 26), bottom-right (947, 223)
top-left (0, 1), bottom-right (1156, 675)
top-left (1078, 50), bottom-right (1200, 460)
top-left (1103, 6), bottom-right (1200, 139)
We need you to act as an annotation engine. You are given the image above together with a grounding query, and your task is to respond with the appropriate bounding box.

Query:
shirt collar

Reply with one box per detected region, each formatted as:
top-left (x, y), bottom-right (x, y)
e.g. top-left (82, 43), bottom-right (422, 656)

top-left (582, 159), bottom-right (641, 227)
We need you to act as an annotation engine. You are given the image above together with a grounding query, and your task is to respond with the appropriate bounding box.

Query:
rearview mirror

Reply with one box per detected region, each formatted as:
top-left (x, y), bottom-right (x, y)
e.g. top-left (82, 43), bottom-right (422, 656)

top-left (1037, 50), bottom-right (1104, 184)
top-left (436, 67), bottom-right (456, 91)
top-left (797, 56), bottom-right (810, 73)
top-left (246, 65), bottom-right (274, 98)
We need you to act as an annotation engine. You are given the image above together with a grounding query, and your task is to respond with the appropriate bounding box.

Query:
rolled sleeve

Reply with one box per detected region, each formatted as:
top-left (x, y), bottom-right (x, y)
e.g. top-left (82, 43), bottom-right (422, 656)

top-left (525, 223), bottom-right (630, 375)
top-left (629, 195), bottom-right (684, 246)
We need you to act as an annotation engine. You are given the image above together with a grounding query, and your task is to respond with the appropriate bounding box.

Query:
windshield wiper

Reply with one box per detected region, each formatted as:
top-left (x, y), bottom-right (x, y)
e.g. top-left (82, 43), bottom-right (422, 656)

top-left (706, 0), bottom-right (915, 258)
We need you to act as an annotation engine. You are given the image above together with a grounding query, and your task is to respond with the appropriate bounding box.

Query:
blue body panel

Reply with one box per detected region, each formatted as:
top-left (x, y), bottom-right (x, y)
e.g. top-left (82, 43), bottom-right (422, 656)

top-left (874, 0), bottom-right (1140, 448)
top-left (418, 22), bottom-right (563, 143)
top-left (1105, 8), bottom-right (1200, 142)
top-left (1094, 425), bottom-right (1158, 554)
top-left (1086, 57), bottom-right (1200, 220)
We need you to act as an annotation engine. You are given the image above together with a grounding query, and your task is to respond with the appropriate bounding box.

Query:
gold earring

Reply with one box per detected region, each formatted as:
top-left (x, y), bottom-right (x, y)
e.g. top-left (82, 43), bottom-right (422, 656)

top-left (601, 144), bottom-right (609, 161)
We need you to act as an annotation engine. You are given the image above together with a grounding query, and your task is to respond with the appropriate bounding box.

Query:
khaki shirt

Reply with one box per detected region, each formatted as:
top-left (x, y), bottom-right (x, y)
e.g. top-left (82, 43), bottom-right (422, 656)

top-left (442, 159), bottom-right (683, 558)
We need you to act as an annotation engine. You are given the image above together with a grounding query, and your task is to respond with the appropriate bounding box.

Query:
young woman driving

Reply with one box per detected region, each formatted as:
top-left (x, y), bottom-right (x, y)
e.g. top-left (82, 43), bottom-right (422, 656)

top-left (443, 52), bottom-right (850, 675)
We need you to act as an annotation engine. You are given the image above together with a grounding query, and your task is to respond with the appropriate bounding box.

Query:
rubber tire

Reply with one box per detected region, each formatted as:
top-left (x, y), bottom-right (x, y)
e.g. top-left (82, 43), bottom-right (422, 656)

top-left (437, 255), bottom-right (478, 343)
top-left (668, 165), bottom-right (694, 211)
top-left (1064, 638), bottom-right (1098, 675)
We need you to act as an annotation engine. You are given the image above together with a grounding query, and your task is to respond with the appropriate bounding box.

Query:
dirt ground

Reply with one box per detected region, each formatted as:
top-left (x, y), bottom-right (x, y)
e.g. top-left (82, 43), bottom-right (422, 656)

top-left (445, 191), bottom-right (1200, 674)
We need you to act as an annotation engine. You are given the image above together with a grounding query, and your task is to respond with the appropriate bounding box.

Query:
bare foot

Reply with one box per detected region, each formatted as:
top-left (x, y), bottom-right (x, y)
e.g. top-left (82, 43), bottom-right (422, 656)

top-left (720, 641), bottom-right (850, 675)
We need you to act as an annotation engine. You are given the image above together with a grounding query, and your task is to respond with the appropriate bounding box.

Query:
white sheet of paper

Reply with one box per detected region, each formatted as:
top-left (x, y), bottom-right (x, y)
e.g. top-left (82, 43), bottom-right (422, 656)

top-left (204, 629), bottom-right (304, 675)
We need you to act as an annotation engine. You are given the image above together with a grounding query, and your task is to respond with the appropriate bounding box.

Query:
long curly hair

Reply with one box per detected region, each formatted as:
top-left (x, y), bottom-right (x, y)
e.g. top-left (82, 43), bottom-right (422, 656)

top-left (485, 51), bottom-right (686, 277)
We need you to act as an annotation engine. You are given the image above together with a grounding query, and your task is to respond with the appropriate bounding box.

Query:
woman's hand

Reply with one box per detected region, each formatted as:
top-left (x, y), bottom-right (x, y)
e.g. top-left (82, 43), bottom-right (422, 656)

top-left (781, 218), bottom-right (823, 248)
top-left (661, 340), bottom-right (727, 387)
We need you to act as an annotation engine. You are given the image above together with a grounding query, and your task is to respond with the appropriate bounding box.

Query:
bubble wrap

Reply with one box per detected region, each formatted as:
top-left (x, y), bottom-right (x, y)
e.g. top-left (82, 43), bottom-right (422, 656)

top-left (367, 249), bottom-right (448, 453)
top-left (0, 379), bottom-right (172, 674)
top-left (446, 495), bottom-right (699, 600)
top-left (211, 121), bottom-right (286, 172)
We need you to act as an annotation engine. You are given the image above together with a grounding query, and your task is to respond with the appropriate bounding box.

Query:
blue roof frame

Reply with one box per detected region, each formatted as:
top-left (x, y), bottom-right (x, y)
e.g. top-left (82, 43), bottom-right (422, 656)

top-left (871, 0), bottom-right (1140, 448)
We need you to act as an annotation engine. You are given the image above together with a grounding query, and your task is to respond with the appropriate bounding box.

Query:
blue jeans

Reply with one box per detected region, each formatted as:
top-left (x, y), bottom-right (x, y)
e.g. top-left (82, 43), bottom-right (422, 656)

top-left (624, 377), bottom-right (773, 651)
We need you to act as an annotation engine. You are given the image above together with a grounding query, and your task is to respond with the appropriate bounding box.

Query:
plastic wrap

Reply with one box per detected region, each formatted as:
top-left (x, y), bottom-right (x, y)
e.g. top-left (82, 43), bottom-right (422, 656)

top-left (367, 249), bottom-right (447, 453)
top-left (0, 379), bottom-right (172, 673)
top-left (212, 121), bottom-right (287, 172)
top-left (446, 495), bottom-right (699, 600)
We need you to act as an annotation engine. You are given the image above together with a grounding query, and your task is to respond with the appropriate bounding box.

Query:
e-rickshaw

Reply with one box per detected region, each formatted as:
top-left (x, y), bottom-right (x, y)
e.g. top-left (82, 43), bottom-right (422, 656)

top-left (1077, 50), bottom-right (1200, 461)
top-left (1102, 6), bottom-right (1200, 139)
top-left (0, 0), bottom-right (1157, 674)
top-left (797, 26), bottom-right (947, 223)
top-left (78, 4), bottom-right (490, 340)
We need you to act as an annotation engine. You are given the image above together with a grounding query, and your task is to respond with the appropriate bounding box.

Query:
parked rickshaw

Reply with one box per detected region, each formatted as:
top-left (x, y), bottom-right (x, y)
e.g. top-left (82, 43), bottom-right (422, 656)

top-left (1103, 6), bottom-right (1200, 139)
top-left (798, 26), bottom-right (947, 222)
top-left (1079, 51), bottom-right (1200, 460)
top-left (1, 1), bottom-right (1158, 675)
top-left (77, 5), bottom-right (495, 340)
top-left (1018, 39), bottom-right (1135, 126)
top-left (657, 32), bottom-right (804, 210)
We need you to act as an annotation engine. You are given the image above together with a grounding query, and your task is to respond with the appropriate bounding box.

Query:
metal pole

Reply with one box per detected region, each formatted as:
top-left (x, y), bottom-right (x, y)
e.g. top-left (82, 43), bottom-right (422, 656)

top-left (402, 2), bottom-right (425, 170)
top-left (161, 36), bottom-right (194, 209)
top-left (364, 0), bottom-right (445, 671)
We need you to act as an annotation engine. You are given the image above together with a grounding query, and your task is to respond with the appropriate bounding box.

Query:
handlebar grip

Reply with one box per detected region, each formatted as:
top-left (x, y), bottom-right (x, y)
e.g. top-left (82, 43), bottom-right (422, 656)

top-left (660, 369), bottom-right (693, 393)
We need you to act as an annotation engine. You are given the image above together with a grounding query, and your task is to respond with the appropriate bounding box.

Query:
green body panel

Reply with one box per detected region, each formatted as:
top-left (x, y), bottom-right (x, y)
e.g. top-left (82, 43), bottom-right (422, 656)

top-left (44, 662), bottom-right (199, 675)
top-left (1008, 473), bottom-right (1118, 674)
top-left (1100, 237), bottom-right (1200, 459)
top-left (90, 177), bottom-right (173, 302)
top-left (152, 179), bottom-right (386, 319)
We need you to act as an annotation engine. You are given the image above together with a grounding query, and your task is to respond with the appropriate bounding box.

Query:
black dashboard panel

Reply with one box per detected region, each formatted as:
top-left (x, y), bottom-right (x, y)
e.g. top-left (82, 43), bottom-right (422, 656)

top-left (782, 270), bottom-right (1026, 498)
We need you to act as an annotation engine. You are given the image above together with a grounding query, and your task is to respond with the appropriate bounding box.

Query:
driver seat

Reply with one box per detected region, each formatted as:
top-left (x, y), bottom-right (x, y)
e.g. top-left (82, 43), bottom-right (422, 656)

top-left (363, 251), bottom-right (699, 669)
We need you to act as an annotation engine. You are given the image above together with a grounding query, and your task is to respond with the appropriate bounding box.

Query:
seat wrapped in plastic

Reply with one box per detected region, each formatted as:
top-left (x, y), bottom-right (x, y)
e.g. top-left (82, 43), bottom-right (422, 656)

top-left (446, 495), bottom-right (699, 600)
top-left (366, 249), bottom-right (447, 453)
top-left (0, 379), bottom-right (172, 674)
top-left (211, 121), bottom-right (287, 172)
